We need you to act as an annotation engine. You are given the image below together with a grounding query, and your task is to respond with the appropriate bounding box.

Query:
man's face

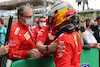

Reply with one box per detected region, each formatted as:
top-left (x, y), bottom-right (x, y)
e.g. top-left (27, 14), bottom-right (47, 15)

top-left (39, 18), bottom-right (46, 23)
top-left (39, 18), bottom-right (46, 28)
top-left (20, 7), bottom-right (33, 26)
top-left (79, 21), bottom-right (86, 29)
top-left (89, 19), bottom-right (94, 27)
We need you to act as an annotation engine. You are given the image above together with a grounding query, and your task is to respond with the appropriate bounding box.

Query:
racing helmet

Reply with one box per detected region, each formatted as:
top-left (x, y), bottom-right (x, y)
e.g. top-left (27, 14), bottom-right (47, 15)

top-left (46, 1), bottom-right (77, 31)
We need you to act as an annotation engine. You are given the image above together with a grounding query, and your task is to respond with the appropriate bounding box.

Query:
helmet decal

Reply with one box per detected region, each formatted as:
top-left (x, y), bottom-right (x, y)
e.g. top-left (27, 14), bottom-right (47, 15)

top-left (52, 2), bottom-right (68, 11)
top-left (47, 1), bottom-right (77, 31)
top-left (68, 6), bottom-right (73, 11)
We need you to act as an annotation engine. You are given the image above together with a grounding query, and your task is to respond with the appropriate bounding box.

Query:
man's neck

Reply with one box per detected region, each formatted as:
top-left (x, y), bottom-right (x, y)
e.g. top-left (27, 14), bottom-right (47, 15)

top-left (18, 20), bottom-right (28, 27)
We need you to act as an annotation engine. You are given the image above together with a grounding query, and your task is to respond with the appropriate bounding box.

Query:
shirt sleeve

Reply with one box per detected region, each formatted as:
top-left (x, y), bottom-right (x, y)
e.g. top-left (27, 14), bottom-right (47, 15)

top-left (7, 28), bottom-right (29, 61)
top-left (82, 39), bottom-right (90, 50)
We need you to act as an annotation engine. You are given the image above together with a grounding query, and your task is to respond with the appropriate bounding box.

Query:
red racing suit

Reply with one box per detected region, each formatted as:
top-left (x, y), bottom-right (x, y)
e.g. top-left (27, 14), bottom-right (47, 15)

top-left (36, 27), bottom-right (82, 67)
top-left (7, 22), bottom-right (36, 61)
top-left (54, 32), bottom-right (82, 67)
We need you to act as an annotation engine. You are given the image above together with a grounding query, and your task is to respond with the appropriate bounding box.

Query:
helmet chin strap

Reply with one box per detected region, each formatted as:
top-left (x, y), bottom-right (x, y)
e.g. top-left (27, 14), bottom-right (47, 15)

top-left (60, 24), bottom-right (75, 30)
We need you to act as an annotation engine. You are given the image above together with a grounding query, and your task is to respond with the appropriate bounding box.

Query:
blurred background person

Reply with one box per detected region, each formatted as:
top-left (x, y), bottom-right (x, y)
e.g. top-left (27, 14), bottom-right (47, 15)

top-left (83, 17), bottom-right (100, 49)
top-left (96, 16), bottom-right (100, 29)
top-left (93, 16), bottom-right (100, 66)
top-left (93, 27), bottom-right (100, 43)
top-left (0, 17), bottom-right (8, 67)
top-left (32, 16), bottom-right (47, 37)
top-left (93, 17), bottom-right (100, 43)
top-left (77, 19), bottom-right (100, 50)
top-left (94, 19), bottom-right (98, 31)
top-left (0, 17), bottom-right (6, 46)
top-left (83, 18), bottom-right (97, 43)
top-left (89, 19), bottom-right (98, 32)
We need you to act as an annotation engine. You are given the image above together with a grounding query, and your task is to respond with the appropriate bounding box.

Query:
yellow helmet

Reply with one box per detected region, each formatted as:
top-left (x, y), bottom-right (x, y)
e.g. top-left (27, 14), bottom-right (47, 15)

top-left (47, 1), bottom-right (76, 31)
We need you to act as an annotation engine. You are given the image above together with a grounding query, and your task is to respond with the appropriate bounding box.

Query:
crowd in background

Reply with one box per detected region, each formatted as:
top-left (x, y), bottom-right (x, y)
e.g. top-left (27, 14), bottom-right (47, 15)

top-left (76, 17), bottom-right (100, 49)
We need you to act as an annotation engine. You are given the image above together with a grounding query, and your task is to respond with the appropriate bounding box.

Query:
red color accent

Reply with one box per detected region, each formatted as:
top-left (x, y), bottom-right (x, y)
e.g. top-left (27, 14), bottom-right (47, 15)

top-left (46, 18), bottom-right (49, 25)
top-left (53, 14), bottom-right (59, 24)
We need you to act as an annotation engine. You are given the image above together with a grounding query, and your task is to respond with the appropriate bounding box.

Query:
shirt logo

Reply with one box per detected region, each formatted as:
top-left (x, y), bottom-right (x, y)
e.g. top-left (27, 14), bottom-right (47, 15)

top-left (81, 63), bottom-right (90, 67)
top-left (14, 27), bottom-right (20, 35)
top-left (24, 32), bottom-right (30, 40)
top-left (57, 41), bottom-right (65, 57)
top-left (8, 43), bottom-right (16, 46)
top-left (74, 34), bottom-right (78, 48)
top-left (48, 33), bottom-right (55, 40)
top-left (37, 31), bottom-right (43, 36)
top-left (8, 39), bottom-right (16, 46)
top-left (13, 55), bottom-right (21, 58)
top-left (10, 39), bottom-right (16, 43)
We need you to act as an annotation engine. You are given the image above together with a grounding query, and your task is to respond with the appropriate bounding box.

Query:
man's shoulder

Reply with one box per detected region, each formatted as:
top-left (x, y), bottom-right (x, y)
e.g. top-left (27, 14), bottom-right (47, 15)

top-left (57, 33), bottom-right (65, 40)
top-left (11, 22), bottom-right (19, 27)
top-left (11, 22), bottom-right (21, 31)
top-left (57, 31), bottom-right (79, 40)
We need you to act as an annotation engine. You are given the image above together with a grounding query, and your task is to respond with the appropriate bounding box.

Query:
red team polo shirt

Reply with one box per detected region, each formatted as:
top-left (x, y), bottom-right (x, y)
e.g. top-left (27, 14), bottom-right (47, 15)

top-left (7, 22), bottom-right (36, 61)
